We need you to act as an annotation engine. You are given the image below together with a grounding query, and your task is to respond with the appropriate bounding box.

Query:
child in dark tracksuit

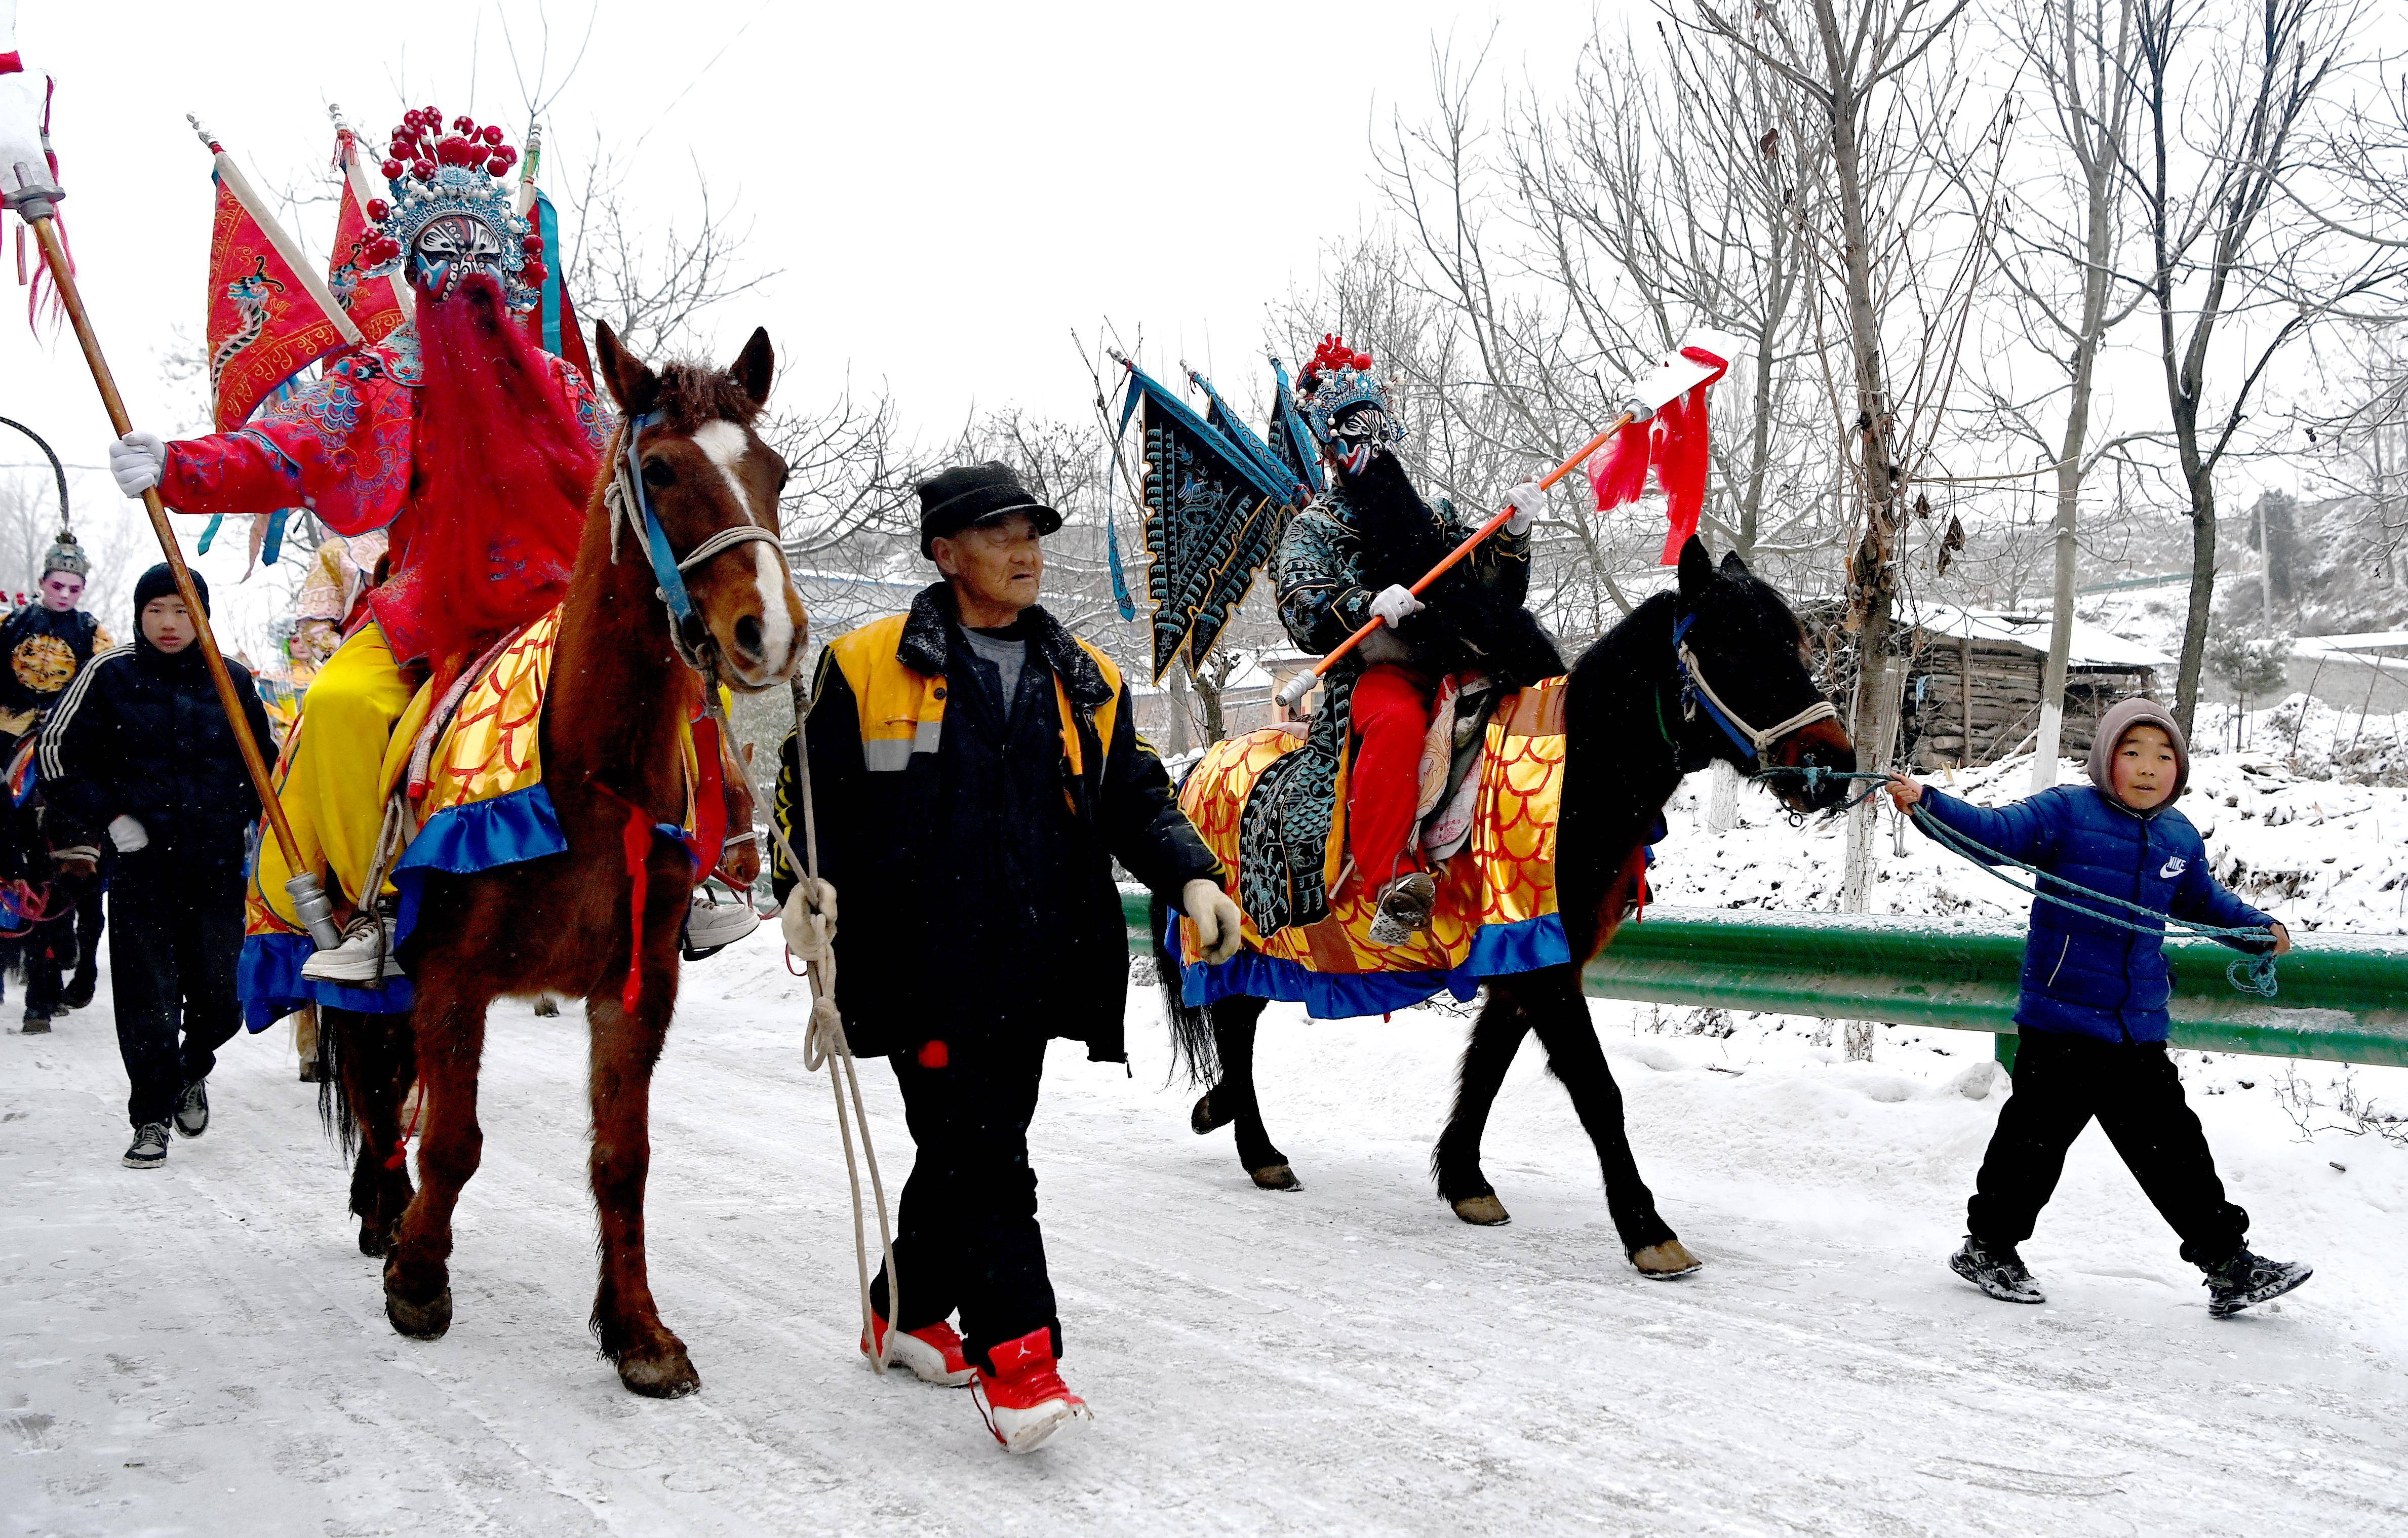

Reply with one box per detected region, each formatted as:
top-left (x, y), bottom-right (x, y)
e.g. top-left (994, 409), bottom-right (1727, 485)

top-left (1887, 696), bottom-right (2312, 1317)
top-left (38, 565), bottom-right (274, 1170)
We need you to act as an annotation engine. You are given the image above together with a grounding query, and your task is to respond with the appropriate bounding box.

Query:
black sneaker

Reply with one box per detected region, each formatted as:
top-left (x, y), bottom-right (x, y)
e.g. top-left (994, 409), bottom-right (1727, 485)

top-left (2202, 1248), bottom-right (2312, 1318)
top-left (1950, 1237), bottom-right (2045, 1304)
top-left (123, 1121), bottom-right (170, 1169)
top-left (174, 1080), bottom-right (210, 1139)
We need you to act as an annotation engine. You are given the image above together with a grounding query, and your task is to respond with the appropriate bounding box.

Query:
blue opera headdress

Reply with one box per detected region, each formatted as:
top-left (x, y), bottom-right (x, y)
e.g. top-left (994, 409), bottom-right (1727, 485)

top-left (1295, 334), bottom-right (1404, 474)
top-left (355, 107), bottom-right (543, 312)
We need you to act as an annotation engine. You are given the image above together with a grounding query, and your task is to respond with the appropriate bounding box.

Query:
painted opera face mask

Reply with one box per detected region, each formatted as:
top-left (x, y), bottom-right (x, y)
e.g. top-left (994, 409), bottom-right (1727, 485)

top-left (412, 212), bottom-right (506, 300)
top-left (1327, 403), bottom-right (1398, 477)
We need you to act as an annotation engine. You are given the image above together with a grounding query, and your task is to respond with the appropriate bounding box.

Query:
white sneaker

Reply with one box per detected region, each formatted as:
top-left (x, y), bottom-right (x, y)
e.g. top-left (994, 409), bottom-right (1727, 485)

top-left (301, 917), bottom-right (393, 984)
top-left (683, 890), bottom-right (760, 955)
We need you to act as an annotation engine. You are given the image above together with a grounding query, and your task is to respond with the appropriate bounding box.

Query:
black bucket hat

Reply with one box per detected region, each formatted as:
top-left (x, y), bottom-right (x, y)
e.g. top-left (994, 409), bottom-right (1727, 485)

top-left (917, 461), bottom-right (1062, 557)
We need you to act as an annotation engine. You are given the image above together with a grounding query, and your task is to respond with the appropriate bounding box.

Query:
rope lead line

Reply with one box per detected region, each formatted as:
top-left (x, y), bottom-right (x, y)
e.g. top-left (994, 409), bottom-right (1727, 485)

top-left (1752, 765), bottom-right (2281, 998)
top-left (700, 668), bottom-right (900, 1375)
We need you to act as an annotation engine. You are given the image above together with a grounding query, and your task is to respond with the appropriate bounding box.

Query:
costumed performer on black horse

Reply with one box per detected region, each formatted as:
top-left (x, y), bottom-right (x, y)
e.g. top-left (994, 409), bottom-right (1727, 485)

top-left (1265, 335), bottom-right (1562, 943)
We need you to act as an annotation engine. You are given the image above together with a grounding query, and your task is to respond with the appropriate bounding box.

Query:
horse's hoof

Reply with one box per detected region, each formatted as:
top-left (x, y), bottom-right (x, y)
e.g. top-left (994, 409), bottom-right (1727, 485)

top-left (1249, 1164), bottom-right (1302, 1192)
top-left (357, 1221), bottom-right (394, 1257)
top-left (617, 1347), bottom-right (701, 1399)
top-left (1631, 1240), bottom-right (1702, 1278)
top-left (1192, 1091), bottom-right (1234, 1136)
top-left (384, 1282), bottom-right (453, 1339)
top-left (1451, 1194), bottom-right (1512, 1227)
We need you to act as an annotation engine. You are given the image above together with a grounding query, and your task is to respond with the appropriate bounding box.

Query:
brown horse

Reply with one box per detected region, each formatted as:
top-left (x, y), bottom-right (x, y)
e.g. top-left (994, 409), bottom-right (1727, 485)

top-left (323, 322), bottom-right (805, 1398)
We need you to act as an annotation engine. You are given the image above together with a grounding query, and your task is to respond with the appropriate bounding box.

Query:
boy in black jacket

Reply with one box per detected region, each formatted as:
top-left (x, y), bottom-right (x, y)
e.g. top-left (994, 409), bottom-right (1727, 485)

top-left (38, 565), bottom-right (275, 1169)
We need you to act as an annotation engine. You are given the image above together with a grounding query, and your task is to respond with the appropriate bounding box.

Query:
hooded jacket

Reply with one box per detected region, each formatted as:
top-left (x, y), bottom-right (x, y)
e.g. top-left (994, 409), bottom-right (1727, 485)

top-left (36, 567), bottom-right (277, 869)
top-left (1913, 697), bottom-right (2274, 1044)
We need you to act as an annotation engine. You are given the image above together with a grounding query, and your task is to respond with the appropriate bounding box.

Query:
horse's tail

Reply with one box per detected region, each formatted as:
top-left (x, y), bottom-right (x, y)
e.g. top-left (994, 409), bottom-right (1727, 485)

top-left (1151, 891), bottom-right (1220, 1086)
top-left (313, 1005), bottom-right (357, 1156)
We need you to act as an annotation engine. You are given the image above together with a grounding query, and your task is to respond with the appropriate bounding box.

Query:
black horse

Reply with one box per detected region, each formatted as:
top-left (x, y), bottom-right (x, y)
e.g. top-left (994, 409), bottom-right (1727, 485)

top-left (1157, 537), bottom-right (1854, 1275)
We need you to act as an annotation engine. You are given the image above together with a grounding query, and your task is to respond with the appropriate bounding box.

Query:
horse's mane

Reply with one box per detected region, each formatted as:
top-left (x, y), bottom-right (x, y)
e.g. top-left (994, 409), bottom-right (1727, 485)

top-left (641, 360), bottom-right (761, 433)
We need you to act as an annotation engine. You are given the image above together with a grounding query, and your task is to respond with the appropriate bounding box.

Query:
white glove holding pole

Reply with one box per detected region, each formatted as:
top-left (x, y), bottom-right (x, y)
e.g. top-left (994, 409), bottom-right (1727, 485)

top-left (1368, 584), bottom-right (1425, 628)
top-left (780, 877), bottom-right (839, 966)
top-left (106, 815), bottom-right (149, 853)
top-left (1502, 478), bottom-right (1546, 535)
top-left (109, 432), bottom-right (166, 499)
top-left (1183, 879), bottom-right (1247, 965)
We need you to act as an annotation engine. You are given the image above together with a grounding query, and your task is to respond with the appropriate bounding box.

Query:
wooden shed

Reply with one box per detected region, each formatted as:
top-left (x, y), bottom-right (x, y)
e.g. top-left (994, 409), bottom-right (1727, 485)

top-left (1897, 606), bottom-right (2166, 770)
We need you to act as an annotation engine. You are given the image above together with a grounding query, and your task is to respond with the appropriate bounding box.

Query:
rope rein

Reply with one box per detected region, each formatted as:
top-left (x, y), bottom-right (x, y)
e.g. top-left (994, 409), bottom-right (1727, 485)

top-left (611, 409), bottom-right (901, 1374)
top-left (701, 666), bottom-right (902, 1377)
top-left (1754, 764), bottom-right (2283, 998)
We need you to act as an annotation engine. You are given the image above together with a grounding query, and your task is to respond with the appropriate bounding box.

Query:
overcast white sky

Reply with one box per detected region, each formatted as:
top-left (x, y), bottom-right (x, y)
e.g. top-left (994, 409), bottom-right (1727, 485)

top-left (3, 0), bottom-right (2395, 650)
top-left (0, 0), bottom-right (1645, 642)
top-left (5, 1), bottom-right (1622, 446)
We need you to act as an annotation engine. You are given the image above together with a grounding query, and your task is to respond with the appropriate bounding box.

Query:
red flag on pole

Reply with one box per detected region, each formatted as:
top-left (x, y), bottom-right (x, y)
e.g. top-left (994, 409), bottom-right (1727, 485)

top-left (194, 119), bottom-right (362, 431)
top-left (1588, 333), bottom-right (1739, 565)
top-left (328, 116), bottom-right (410, 345)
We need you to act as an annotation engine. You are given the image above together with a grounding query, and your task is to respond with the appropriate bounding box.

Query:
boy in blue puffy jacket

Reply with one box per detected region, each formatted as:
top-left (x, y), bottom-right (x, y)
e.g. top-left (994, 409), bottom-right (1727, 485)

top-left (1885, 696), bottom-right (2310, 1317)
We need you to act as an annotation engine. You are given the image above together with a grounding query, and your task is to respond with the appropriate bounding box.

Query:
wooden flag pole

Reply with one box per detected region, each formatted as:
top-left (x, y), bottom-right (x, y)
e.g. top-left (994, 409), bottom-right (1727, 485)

top-left (1275, 413), bottom-right (1634, 709)
top-left (24, 213), bottom-right (329, 935)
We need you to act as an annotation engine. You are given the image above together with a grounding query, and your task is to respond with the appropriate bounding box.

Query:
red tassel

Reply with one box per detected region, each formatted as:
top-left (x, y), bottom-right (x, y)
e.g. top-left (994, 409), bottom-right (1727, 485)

top-left (619, 801), bottom-right (651, 1015)
top-left (1587, 416), bottom-right (1653, 513)
top-left (1654, 380), bottom-right (1712, 565)
top-left (689, 714), bottom-right (728, 880)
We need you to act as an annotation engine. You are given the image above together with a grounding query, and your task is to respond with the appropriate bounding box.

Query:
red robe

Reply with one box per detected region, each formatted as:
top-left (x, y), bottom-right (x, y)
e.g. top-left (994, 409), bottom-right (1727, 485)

top-left (158, 327), bottom-right (610, 667)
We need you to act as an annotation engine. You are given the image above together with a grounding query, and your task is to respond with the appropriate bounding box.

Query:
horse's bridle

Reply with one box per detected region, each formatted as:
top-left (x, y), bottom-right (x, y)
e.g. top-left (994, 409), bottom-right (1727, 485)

top-left (606, 410), bottom-right (784, 675)
top-left (1669, 611), bottom-right (1838, 761)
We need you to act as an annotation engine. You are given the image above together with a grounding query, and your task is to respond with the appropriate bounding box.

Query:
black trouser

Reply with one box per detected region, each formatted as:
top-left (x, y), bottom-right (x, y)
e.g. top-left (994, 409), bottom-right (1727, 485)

top-left (1968, 1030), bottom-right (2248, 1266)
top-left (110, 852), bottom-right (244, 1129)
top-left (20, 904), bottom-right (73, 1021)
top-left (867, 1030), bottom-right (1056, 1373)
top-left (70, 883), bottom-right (104, 994)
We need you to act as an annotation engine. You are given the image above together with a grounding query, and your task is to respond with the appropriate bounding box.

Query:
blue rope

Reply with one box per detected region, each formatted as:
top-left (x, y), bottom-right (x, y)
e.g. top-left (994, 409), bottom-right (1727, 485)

top-left (1755, 766), bottom-right (2282, 998)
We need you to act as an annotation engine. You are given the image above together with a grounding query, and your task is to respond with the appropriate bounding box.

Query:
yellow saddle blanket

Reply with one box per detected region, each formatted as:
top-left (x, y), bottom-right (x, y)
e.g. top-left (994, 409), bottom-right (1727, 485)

top-left (1172, 678), bottom-right (1569, 1007)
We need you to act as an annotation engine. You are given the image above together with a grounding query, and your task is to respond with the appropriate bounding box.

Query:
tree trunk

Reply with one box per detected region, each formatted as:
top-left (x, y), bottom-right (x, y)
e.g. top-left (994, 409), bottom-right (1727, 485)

top-left (1191, 657), bottom-right (1227, 745)
top-left (1165, 663), bottom-right (1195, 756)
top-left (2174, 469), bottom-right (2216, 733)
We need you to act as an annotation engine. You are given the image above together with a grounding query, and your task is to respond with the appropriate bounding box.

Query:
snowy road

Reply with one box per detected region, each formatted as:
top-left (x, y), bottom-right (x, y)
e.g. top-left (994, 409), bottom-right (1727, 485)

top-left (6, 928), bottom-right (2406, 1536)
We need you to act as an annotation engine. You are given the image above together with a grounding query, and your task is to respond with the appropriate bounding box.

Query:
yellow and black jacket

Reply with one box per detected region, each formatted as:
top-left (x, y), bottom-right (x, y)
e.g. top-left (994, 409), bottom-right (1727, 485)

top-left (774, 583), bottom-right (1220, 1062)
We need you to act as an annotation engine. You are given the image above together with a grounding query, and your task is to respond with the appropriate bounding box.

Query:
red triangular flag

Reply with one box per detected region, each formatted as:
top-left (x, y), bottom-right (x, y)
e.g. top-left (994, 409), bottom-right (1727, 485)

top-left (327, 126), bottom-right (409, 346)
top-left (200, 130), bottom-right (359, 430)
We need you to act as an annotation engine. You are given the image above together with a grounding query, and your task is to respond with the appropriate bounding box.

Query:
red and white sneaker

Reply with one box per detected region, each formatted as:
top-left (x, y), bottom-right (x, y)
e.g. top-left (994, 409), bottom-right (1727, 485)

top-left (971, 1326), bottom-right (1090, 1453)
top-left (861, 1313), bottom-right (976, 1387)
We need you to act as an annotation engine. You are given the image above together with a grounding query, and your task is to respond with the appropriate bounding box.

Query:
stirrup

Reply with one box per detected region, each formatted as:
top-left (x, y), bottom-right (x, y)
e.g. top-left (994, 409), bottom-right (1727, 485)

top-left (1368, 871), bottom-right (1439, 945)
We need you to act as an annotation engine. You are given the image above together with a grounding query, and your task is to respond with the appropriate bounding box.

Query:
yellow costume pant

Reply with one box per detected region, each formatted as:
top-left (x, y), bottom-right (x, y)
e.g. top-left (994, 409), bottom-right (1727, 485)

top-left (254, 622), bottom-right (415, 929)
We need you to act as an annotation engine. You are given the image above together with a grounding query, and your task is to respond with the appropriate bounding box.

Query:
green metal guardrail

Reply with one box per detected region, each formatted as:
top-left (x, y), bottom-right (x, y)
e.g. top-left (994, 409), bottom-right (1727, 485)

top-left (1124, 894), bottom-right (2408, 1070)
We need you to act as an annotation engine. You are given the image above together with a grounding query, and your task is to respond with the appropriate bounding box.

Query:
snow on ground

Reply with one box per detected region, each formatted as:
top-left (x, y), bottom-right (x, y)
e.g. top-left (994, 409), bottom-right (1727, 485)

top-left (6, 706), bottom-right (2407, 1536)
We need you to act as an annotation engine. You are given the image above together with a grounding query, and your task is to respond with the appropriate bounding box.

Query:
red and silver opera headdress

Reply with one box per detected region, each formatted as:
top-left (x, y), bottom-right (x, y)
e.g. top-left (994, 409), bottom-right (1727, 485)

top-left (357, 107), bottom-right (544, 309)
top-left (1294, 333), bottom-right (1404, 475)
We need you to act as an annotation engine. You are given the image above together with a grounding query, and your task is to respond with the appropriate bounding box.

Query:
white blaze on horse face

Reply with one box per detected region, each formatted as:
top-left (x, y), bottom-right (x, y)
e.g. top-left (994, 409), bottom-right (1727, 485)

top-left (749, 541), bottom-right (796, 676)
top-left (688, 418), bottom-right (796, 675)
top-left (689, 421), bottom-right (760, 522)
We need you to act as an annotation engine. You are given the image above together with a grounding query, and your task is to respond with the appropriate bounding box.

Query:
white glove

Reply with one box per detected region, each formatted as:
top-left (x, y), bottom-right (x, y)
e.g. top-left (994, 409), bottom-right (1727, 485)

top-left (1183, 879), bottom-right (1247, 965)
top-left (110, 431), bottom-right (167, 499)
top-left (780, 877), bottom-right (838, 966)
top-left (106, 814), bottom-right (149, 853)
top-left (1502, 477), bottom-right (1546, 535)
top-left (1368, 584), bottom-right (1425, 628)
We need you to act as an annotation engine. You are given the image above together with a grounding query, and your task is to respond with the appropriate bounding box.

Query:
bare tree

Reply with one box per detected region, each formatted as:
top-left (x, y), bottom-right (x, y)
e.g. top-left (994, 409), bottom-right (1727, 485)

top-left (2116, 0), bottom-right (2377, 733)
top-left (1976, 0), bottom-right (2154, 788)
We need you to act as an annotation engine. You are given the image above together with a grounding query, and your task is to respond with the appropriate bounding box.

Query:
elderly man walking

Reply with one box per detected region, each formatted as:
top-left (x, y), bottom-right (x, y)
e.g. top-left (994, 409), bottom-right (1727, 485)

top-left (772, 461), bottom-right (1242, 1453)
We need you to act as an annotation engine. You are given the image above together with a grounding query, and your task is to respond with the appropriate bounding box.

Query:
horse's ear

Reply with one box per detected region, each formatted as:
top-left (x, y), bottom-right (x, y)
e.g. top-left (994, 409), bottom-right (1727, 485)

top-left (1677, 534), bottom-right (1716, 601)
top-left (1719, 548), bottom-right (1752, 580)
top-left (730, 327), bottom-right (774, 411)
top-left (593, 320), bottom-right (660, 417)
